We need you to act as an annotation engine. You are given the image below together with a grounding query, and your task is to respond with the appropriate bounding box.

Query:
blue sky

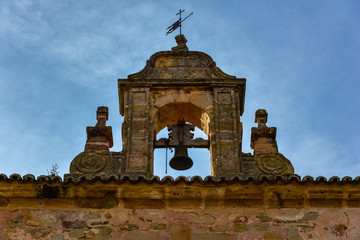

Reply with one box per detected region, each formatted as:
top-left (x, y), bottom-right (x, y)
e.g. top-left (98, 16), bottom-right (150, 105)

top-left (0, 0), bottom-right (359, 178)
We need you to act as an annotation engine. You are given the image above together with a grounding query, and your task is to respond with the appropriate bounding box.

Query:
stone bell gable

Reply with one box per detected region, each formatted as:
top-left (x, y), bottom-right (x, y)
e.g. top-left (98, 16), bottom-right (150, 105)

top-left (118, 35), bottom-right (246, 178)
top-left (67, 34), bottom-right (294, 179)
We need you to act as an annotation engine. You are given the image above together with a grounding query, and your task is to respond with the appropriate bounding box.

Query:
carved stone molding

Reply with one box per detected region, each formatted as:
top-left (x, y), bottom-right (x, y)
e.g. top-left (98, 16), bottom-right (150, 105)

top-left (127, 51), bottom-right (236, 80)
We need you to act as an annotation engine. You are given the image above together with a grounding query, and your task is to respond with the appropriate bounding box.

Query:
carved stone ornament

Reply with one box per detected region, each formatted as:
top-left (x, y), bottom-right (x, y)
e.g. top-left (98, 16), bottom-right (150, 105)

top-left (70, 151), bottom-right (109, 174)
top-left (251, 127), bottom-right (276, 143)
top-left (255, 153), bottom-right (294, 175)
top-left (255, 109), bottom-right (268, 123)
top-left (127, 50), bottom-right (236, 80)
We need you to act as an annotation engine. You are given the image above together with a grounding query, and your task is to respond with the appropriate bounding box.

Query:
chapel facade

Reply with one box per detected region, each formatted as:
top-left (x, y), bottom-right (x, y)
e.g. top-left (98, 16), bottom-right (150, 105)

top-left (0, 35), bottom-right (359, 240)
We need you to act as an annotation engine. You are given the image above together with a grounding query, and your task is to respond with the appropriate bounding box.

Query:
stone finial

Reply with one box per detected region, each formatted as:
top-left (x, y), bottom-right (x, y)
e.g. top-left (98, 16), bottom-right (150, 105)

top-left (251, 109), bottom-right (294, 175)
top-left (172, 34), bottom-right (189, 52)
top-left (85, 106), bottom-right (113, 151)
top-left (255, 109), bottom-right (268, 127)
top-left (97, 106), bottom-right (109, 121)
top-left (251, 109), bottom-right (277, 153)
top-left (69, 107), bottom-right (121, 175)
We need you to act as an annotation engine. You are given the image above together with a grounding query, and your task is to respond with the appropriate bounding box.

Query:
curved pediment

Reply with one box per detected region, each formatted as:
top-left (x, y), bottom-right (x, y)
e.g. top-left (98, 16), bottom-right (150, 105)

top-left (128, 50), bottom-right (236, 80)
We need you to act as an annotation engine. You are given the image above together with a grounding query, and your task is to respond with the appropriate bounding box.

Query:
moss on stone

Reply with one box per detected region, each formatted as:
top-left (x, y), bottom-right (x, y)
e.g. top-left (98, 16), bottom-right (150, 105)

top-left (252, 223), bottom-right (270, 230)
top-left (263, 232), bottom-right (282, 240)
top-left (256, 213), bottom-right (272, 222)
top-left (51, 235), bottom-right (65, 240)
top-left (8, 215), bottom-right (23, 228)
top-left (209, 225), bottom-right (229, 232)
top-left (127, 224), bottom-right (139, 231)
top-left (69, 229), bottom-right (85, 238)
top-left (150, 223), bottom-right (166, 230)
top-left (233, 224), bottom-right (250, 233)
top-left (286, 228), bottom-right (302, 240)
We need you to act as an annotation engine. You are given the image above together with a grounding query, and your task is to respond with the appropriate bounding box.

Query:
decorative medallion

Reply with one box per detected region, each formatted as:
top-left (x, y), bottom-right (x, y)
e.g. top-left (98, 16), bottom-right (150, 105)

top-left (255, 153), bottom-right (294, 175)
top-left (73, 151), bottom-right (108, 174)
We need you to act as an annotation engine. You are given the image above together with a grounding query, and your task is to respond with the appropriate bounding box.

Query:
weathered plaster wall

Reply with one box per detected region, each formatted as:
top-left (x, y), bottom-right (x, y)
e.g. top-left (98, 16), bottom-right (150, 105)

top-left (1, 176), bottom-right (360, 239)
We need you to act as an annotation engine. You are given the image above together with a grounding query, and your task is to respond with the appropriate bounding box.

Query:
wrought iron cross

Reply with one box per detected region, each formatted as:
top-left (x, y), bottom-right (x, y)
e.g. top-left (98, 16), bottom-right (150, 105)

top-left (166, 9), bottom-right (193, 35)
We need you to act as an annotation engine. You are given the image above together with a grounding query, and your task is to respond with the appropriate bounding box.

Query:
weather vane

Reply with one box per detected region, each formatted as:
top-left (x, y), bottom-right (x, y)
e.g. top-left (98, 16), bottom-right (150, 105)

top-left (166, 9), bottom-right (193, 35)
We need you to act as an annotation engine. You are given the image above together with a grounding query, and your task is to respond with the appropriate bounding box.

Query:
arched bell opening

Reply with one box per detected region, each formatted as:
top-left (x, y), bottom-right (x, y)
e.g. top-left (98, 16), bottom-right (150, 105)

top-left (153, 102), bottom-right (211, 178)
top-left (154, 102), bottom-right (210, 136)
top-left (154, 125), bottom-right (210, 179)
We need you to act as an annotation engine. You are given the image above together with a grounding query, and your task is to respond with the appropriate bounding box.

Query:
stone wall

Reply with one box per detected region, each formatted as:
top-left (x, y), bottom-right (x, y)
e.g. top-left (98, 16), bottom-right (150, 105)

top-left (3, 208), bottom-right (360, 240)
top-left (1, 175), bottom-right (360, 239)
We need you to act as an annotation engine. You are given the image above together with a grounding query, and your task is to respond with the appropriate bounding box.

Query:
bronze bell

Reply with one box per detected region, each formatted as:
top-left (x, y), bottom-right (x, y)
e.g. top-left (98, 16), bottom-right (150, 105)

top-left (169, 145), bottom-right (193, 170)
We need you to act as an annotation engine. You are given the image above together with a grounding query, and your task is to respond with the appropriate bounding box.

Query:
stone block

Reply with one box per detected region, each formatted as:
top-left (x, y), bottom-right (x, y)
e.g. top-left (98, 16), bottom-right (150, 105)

top-left (122, 231), bottom-right (168, 240)
top-left (69, 229), bottom-right (85, 238)
top-left (209, 225), bottom-right (229, 232)
top-left (26, 211), bottom-right (56, 227)
top-left (233, 224), bottom-right (251, 233)
top-left (286, 228), bottom-right (302, 240)
top-left (219, 131), bottom-right (235, 141)
top-left (217, 109), bottom-right (234, 121)
top-left (121, 187), bottom-right (165, 200)
top-left (126, 155), bottom-right (148, 171)
top-left (256, 213), bottom-right (272, 222)
top-left (216, 92), bottom-right (232, 105)
top-left (205, 189), bottom-right (220, 208)
top-left (8, 215), bottom-right (23, 228)
top-left (263, 232), bottom-right (283, 240)
top-left (170, 224), bottom-right (191, 240)
top-left (219, 121), bottom-right (235, 130)
top-left (154, 93), bottom-right (175, 108)
top-left (168, 199), bottom-right (201, 209)
top-left (192, 233), bottom-right (237, 240)
top-left (51, 235), bottom-right (65, 240)
top-left (129, 129), bottom-right (146, 138)
top-left (86, 231), bottom-right (95, 238)
top-left (330, 224), bottom-right (347, 237)
top-left (150, 223), bottom-right (166, 230)
top-left (131, 105), bottom-right (147, 118)
top-left (62, 219), bottom-right (88, 229)
top-left (252, 223), bottom-right (270, 230)
top-left (95, 227), bottom-right (112, 240)
top-left (254, 143), bottom-right (278, 153)
top-left (90, 221), bottom-right (109, 226)
top-left (132, 91), bottom-right (147, 104)
top-left (124, 199), bottom-right (165, 209)
top-left (168, 187), bottom-right (201, 200)
top-left (0, 197), bottom-right (9, 206)
top-left (300, 212), bottom-right (319, 221)
top-left (188, 214), bottom-right (215, 225)
top-left (130, 120), bottom-right (147, 131)
top-left (127, 224), bottom-right (139, 231)
top-left (75, 191), bottom-right (118, 209)
top-left (188, 91), bottom-right (213, 109)
top-left (233, 216), bottom-right (248, 224)
top-left (218, 142), bottom-right (236, 152)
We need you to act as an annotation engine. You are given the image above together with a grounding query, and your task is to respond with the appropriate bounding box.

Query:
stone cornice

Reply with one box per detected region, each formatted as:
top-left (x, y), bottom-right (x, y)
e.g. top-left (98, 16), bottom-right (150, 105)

top-left (0, 174), bottom-right (359, 210)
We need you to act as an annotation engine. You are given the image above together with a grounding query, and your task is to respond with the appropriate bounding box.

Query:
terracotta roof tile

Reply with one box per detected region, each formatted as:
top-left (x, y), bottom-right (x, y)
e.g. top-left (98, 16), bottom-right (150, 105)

top-left (0, 173), bottom-right (359, 185)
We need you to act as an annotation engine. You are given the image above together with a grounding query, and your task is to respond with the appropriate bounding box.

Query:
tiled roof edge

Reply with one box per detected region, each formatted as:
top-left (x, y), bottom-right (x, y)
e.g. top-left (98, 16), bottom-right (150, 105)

top-left (1, 173), bottom-right (360, 185)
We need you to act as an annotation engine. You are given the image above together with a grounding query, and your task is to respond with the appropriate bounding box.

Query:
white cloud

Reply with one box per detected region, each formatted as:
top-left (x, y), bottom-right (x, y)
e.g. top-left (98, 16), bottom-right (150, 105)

top-left (289, 134), bottom-right (358, 178)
